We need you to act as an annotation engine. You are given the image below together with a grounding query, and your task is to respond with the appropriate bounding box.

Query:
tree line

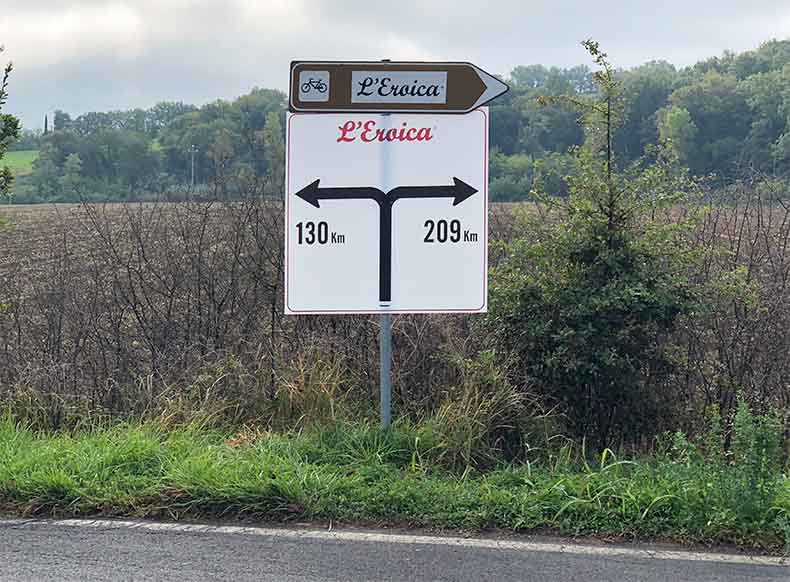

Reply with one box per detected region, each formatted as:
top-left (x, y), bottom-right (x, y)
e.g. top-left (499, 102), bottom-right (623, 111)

top-left (9, 39), bottom-right (790, 202)
top-left (488, 38), bottom-right (790, 199)
top-left (14, 89), bottom-right (286, 202)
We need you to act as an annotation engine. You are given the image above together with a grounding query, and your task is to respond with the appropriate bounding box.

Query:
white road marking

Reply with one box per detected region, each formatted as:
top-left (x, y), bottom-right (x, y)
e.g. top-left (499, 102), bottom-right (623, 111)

top-left (2, 518), bottom-right (787, 567)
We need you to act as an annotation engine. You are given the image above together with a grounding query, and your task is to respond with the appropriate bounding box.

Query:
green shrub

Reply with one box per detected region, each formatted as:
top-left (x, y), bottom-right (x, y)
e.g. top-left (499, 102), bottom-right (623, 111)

top-left (656, 398), bottom-right (786, 542)
top-left (708, 398), bottom-right (784, 536)
top-left (488, 41), bottom-right (701, 446)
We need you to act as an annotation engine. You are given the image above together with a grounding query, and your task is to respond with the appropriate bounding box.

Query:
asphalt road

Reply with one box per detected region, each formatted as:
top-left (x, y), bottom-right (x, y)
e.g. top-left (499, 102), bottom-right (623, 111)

top-left (0, 518), bottom-right (786, 581)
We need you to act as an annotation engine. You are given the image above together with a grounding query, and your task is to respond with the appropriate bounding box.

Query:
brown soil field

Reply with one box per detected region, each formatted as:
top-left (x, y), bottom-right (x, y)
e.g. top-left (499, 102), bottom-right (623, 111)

top-left (0, 201), bottom-right (528, 279)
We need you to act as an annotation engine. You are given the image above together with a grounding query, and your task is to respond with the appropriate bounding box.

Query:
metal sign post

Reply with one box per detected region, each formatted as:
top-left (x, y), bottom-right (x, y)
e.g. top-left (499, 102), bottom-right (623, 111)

top-left (379, 112), bottom-right (393, 429)
top-left (379, 312), bottom-right (392, 428)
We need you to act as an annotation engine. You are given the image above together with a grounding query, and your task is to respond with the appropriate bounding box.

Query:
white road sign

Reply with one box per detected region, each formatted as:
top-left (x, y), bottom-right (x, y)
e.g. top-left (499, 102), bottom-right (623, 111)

top-left (285, 109), bottom-right (488, 314)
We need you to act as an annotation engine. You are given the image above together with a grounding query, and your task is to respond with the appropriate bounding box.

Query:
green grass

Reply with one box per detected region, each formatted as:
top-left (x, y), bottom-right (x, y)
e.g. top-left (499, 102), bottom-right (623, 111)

top-left (3, 150), bottom-right (38, 176)
top-left (0, 418), bottom-right (788, 552)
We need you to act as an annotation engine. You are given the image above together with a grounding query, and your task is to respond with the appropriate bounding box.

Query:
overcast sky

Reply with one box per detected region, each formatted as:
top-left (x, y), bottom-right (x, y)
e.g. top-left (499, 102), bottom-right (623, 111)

top-left (3, 0), bottom-right (790, 129)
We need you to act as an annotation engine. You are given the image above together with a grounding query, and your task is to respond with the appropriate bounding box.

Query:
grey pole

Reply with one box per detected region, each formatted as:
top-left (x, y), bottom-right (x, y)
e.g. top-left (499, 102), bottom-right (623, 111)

top-left (190, 145), bottom-right (198, 187)
top-left (379, 108), bottom-right (393, 429)
top-left (379, 312), bottom-right (392, 428)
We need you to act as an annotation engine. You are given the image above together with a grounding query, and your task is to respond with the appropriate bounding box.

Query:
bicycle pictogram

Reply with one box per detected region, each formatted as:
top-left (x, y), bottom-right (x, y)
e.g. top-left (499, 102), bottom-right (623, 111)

top-left (301, 78), bottom-right (328, 94)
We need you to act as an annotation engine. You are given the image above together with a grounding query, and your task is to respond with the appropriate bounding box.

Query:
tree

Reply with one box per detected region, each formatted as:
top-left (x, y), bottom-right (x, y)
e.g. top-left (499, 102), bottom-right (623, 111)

top-left (160, 116), bottom-right (234, 184)
top-left (489, 151), bottom-right (573, 201)
top-left (490, 65), bottom-right (591, 157)
top-left (111, 131), bottom-right (161, 193)
top-left (71, 111), bottom-right (114, 136)
top-left (741, 66), bottom-right (790, 172)
top-left (232, 88), bottom-right (286, 173)
top-left (0, 46), bottom-right (21, 198)
top-left (210, 127), bottom-right (234, 193)
top-left (488, 41), bottom-right (699, 446)
top-left (729, 39), bottom-right (790, 79)
top-left (666, 71), bottom-right (751, 175)
top-left (262, 110), bottom-right (284, 196)
top-left (59, 153), bottom-right (84, 198)
top-left (9, 129), bottom-right (41, 151)
top-left (30, 142), bottom-right (60, 198)
top-left (658, 106), bottom-right (699, 164)
top-left (53, 109), bottom-right (72, 132)
top-left (0, 46), bottom-right (17, 318)
top-left (616, 61), bottom-right (678, 160)
top-left (148, 101), bottom-right (198, 138)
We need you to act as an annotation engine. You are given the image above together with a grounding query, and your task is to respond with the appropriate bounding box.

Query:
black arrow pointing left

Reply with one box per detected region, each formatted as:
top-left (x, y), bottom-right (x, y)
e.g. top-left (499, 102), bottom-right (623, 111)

top-left (295, 179), bottom-right (384, 207)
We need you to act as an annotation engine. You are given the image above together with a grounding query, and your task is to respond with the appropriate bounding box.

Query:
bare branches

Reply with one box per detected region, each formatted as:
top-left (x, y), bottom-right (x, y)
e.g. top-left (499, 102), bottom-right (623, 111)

top-left (0, 46), bottom-right (12, 108)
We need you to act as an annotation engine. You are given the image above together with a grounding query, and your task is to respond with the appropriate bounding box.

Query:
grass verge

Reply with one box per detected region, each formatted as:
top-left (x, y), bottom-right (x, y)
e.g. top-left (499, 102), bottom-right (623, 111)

top-left (0, 417), bottom-right (788, 552)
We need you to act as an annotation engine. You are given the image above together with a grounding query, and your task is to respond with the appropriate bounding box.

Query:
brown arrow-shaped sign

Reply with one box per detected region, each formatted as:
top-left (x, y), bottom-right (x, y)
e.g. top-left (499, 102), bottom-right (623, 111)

top-left (289, 61), bottom-right (508, 114)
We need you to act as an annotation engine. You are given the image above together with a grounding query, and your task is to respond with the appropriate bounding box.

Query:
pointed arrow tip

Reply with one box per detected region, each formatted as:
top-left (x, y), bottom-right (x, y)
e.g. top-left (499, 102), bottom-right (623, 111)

top-left (472, 65), bottom-right (510, 109)
top-left (295, 179), bottom-right (321, 208)
top-left (452, 177), bottom-right (478, 206)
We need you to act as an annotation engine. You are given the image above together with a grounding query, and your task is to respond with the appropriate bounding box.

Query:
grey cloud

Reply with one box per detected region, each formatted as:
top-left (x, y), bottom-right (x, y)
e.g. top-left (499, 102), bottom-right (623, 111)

top-left (3, 0), bottom-right (789, 129)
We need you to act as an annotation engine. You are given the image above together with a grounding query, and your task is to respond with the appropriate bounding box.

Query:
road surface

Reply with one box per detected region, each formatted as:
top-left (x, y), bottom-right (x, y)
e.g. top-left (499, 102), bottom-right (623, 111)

top-left (0, 518), bottom-right (786, 581)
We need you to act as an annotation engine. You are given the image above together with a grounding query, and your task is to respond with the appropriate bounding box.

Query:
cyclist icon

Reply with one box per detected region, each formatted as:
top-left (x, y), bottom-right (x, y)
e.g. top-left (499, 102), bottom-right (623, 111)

top-left (301, 78), bottom-right (328, 94)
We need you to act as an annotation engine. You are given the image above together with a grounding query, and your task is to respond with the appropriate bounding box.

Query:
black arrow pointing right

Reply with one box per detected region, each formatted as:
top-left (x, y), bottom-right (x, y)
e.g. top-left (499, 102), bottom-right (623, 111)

top-left (388, 177), bottom-right (477, 206)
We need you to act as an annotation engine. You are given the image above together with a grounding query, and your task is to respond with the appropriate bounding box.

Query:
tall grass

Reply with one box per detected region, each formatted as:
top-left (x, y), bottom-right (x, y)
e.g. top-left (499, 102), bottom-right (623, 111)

top-left (0, 406), bottom-right (787, 551)
top-left (0, 344), bottom-right (554, 473)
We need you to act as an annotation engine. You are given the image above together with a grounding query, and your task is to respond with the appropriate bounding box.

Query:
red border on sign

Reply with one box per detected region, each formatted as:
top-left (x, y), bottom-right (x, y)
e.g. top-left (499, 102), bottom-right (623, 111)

top-left (285, 108), bottom-right (489, 315)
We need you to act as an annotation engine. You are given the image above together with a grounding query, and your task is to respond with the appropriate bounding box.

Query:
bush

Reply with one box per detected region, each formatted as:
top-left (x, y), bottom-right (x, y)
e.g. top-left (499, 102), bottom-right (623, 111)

top-left (487, 41), bottom-right (701, 446)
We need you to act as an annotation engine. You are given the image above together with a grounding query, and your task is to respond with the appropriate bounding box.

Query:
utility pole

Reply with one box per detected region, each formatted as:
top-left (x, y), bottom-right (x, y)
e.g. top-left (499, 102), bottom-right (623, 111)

top-left (189, 144), bottom-right (199, 187)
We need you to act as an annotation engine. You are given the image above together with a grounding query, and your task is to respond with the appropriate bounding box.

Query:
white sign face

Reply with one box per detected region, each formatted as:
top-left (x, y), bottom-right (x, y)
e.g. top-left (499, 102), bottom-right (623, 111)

top-left (285, 109), bottom-right (488, 314)
top-left (351, 71), bottom-right (448, 104)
